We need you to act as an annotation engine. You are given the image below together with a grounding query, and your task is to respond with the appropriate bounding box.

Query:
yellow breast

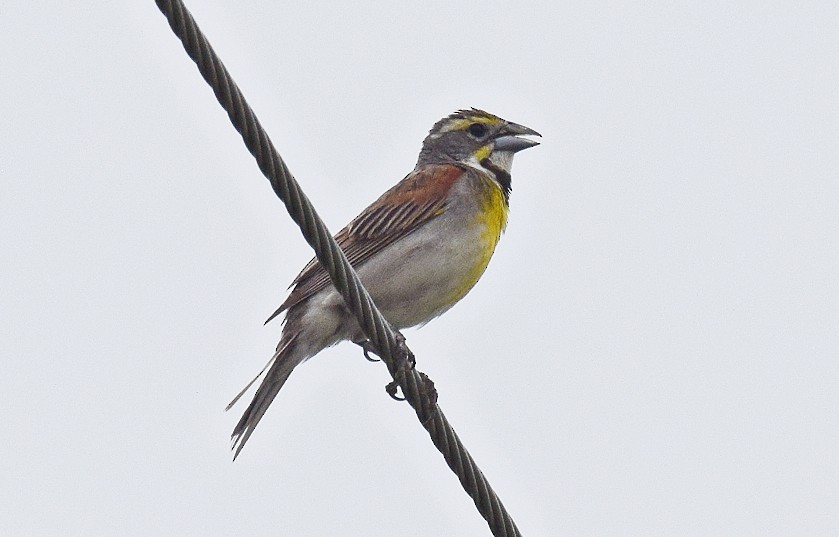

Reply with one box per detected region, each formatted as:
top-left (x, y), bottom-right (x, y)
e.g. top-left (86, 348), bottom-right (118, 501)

top-left (444, 175), bottom-right (509, 305)
top-left (476, 174), bottom-right (509, 251)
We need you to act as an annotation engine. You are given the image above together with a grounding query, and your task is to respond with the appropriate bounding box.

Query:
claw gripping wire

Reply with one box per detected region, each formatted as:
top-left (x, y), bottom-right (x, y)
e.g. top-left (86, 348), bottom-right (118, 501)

top-left (154, 2), bottom-right (523, 536)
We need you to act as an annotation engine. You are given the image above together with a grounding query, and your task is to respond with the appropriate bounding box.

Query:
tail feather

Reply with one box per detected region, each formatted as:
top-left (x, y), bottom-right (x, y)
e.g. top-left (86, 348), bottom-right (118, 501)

top-left (227, 334), bottom-right (298, 411)
top-left (228, 334), bottom-right (303, 459)
top-left (225, 354), bottom-right (277, 412)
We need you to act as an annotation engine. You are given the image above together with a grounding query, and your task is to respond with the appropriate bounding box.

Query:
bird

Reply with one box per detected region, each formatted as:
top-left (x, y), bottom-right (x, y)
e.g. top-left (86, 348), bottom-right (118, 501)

top-left (227, 108), bottom-right (540, 458)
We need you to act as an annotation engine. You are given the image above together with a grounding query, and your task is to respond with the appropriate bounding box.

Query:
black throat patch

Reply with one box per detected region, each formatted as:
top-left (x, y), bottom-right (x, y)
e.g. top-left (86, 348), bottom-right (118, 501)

top-left (480, 158), bottom-right (512, 204)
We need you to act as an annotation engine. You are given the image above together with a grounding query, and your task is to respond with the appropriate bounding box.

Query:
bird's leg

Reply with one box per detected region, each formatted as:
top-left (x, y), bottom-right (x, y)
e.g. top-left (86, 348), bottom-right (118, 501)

top-left (353, 339), bottom-right (381, 362)
top-left (353, 332), bottom-right (416, 401)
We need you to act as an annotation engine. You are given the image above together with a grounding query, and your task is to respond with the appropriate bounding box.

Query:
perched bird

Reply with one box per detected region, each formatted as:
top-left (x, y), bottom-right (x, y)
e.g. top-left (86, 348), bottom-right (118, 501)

top-left (228, 108), bottom-right (540, 458)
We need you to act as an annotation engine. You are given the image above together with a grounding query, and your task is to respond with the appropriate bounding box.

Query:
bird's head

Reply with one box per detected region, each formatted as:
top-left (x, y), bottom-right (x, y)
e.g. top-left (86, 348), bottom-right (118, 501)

top-left (417, 108), bottom-right (540, 175)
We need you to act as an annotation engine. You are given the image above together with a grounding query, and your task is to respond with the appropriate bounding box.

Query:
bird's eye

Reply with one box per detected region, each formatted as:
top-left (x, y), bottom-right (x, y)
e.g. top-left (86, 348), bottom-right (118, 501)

top-left (467, 122), bottom-right (488, 138)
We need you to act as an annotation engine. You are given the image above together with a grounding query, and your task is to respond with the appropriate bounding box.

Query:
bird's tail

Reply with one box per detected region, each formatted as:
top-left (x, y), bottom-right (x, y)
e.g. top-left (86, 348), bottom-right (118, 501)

top-left (227, 333), bottom-right (305, 459)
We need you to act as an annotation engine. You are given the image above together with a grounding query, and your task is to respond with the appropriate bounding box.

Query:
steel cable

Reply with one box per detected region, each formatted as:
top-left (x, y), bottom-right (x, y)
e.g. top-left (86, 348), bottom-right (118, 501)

top-left (154, 2), bottom-right (523, 535)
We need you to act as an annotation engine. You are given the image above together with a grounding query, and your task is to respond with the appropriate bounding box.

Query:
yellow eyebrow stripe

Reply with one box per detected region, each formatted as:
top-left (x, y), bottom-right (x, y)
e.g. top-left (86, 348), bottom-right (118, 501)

top-left (439, 115), bottom-right (501, 132)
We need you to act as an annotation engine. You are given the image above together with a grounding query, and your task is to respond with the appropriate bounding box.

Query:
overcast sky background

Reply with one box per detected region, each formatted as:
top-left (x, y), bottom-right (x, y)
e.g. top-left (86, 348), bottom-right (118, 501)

top-left (2, 2), bottom-right (837, 536)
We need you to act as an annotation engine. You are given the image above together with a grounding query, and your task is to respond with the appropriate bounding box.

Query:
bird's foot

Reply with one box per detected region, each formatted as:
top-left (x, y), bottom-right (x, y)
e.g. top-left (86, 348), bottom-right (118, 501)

top-left (384, 331), bottom-right (417, 401)
top-left (394, 331), bottom-right (416, 369)
top-left (354, 339), bottom-right (381, 362)
top-left (385, 379), bottom-right (406, 401)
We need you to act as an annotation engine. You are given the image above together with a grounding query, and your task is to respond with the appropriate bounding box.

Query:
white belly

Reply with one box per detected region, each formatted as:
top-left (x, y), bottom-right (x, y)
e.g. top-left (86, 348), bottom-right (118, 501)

top-left (353, 212), bottom-right (490, 328)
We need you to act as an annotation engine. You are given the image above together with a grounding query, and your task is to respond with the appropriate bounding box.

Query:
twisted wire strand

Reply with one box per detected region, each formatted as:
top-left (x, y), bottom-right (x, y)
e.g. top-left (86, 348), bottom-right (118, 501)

top-left (154, 2), bottom-right (522, 535)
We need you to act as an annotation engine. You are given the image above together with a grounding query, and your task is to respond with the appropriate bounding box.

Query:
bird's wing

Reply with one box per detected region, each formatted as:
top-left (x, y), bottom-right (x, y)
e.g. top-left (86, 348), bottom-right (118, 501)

top-left (265, 163), bottom-right (467, 322)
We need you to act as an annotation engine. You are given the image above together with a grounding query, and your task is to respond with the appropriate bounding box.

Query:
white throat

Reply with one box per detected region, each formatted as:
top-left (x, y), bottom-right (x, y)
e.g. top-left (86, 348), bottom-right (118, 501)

top-left (463, 150), bottom-right (515, 174)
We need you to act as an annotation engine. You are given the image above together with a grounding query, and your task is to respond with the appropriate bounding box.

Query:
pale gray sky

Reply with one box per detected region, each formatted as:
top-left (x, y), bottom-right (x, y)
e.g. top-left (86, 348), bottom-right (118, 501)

top-left (2, 2), bottom-right (838, 536)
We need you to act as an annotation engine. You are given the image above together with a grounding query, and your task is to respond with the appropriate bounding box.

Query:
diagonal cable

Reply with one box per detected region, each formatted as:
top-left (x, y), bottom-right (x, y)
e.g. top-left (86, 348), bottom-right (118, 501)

top-left (154, 2), bottom-right (523, 535)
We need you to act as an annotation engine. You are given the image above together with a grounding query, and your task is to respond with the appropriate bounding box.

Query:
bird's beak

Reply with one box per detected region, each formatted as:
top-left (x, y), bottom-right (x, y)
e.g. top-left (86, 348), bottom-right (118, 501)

top-left (493, 121), bottom-right (541, 153)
